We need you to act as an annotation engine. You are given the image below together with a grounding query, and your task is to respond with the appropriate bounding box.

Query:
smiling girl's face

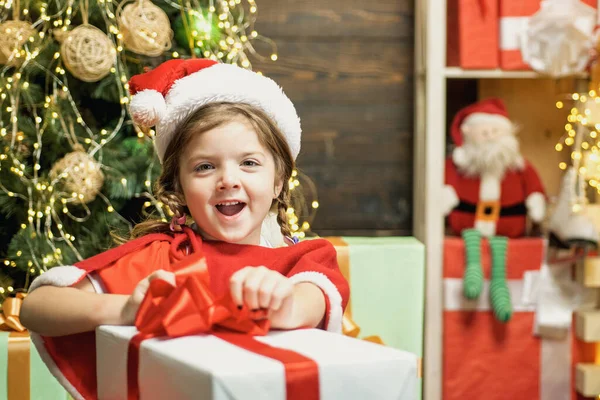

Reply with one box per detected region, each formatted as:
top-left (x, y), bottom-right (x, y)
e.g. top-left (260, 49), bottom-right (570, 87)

top-left (178, 118), bottom-right (283, 245)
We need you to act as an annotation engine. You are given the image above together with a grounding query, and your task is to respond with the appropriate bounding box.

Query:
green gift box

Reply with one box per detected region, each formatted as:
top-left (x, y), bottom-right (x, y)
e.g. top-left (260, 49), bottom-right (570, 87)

top-left (0, 331), bottom-right (70, 400)
top-left (325, 237), bottom-right (425, 399)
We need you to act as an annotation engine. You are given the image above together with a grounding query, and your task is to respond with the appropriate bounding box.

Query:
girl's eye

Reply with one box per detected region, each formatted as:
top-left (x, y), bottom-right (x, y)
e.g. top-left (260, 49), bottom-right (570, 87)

top-left (242, 160), bottom-right (258, 167)
top-left (195, 163), bottom-right (213, 172)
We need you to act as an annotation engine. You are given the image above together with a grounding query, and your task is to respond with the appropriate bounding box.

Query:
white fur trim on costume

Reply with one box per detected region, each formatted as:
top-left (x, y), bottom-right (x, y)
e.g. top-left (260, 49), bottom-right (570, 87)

top-left (474, 220), bottom-right (497, 237)
top-left (155, 64), bottom-right (301, 163)
top-left (28, 265), bottom-right (87, 293)
top-left (479, 173), bottom-right (501, 201)
top-left (442, 184), bottom-right (459, 217)
top-left (452, 147), bottom-right (468, 168)
top-left (288, 271), bottom-right (343, 334)
top-left (129, 89), bottom-right (167, 128)
top-left (526, 192), bottom-right (546, 223)
top-left (28, 266), bottom-right (88, 400)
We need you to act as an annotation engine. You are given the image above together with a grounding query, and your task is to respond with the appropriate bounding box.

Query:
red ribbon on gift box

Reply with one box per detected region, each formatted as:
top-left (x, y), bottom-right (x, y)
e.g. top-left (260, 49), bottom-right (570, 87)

top-left (127, 248), bottom-right (320, 400)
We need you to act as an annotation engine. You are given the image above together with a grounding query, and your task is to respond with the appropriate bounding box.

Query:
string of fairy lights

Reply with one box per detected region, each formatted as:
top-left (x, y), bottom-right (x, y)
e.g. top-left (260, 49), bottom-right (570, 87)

top-left (554, 90), bottom-right (600, 212)
top-left (0, 0), bottom-right (318, 298)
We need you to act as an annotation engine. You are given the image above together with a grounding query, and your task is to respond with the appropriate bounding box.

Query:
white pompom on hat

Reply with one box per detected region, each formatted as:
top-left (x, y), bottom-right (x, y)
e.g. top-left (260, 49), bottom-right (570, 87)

top-left (128, 59), bottom-right (301, 163)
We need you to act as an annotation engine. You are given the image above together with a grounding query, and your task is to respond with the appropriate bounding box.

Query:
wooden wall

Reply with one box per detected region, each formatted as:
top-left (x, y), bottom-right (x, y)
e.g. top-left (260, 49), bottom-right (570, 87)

top-left (253, 0), bottom-right (414, 236)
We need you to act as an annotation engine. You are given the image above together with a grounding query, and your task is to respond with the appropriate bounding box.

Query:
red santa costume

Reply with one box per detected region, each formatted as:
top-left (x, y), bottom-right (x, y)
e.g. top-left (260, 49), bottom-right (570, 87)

top-left (444, 98), bottom-right (546, 238)
top-left (26, 59), bottom-right (350, 400)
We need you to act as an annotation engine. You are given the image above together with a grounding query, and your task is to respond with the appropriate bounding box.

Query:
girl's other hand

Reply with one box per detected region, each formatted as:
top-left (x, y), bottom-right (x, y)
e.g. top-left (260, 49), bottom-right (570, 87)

top-left (229, 266), bottom-right (297, 329)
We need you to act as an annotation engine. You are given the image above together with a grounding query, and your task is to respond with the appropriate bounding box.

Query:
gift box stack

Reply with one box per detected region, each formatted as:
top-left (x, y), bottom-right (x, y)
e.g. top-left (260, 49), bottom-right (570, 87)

top-left (95, 236), bottom-right (425, 400)
top-left (442, 236), bottom-right (585, 400)
top-left (447, 0), bottom-right (597, 70)
top-left (573, 255), bottom-right (600, 399)
top-left (0, 296), bottom-right (70, 400)
top-left (324, 237), bottom-right (425, 398)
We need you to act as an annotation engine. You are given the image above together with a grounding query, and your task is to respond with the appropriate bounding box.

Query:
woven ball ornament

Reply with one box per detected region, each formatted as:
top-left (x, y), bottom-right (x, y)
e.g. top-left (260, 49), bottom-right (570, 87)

top-left (0, 20), bottom-right (36, 67)
top-left (60, 25), bottom-right (116, 82)
top-left (49, 148), bottom-right (105, 204)
top-left (117, 0), bottom-right (173, 57)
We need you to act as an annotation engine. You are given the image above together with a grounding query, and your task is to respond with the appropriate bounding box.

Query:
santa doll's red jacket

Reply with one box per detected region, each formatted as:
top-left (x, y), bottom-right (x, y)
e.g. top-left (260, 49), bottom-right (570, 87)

top-left (27, 227), bottom-right (349, 400)
top-left (445, 158), bottom-right (546, 238)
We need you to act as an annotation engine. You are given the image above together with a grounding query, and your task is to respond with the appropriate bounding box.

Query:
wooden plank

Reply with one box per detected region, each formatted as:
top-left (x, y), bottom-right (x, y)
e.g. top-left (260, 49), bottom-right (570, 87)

top-left (298, 163), bottom-right (412, 231)
top-left (253, 39), bottom-right (412, 80)
top-left (255, 0), bottom-right (413, 38)
top-left (298, 129), bottom-right (412, 165)
top-left (312, 229), bottom-right (410, 237)
top-left (265, 75), bottom-right (410, 105)
top-left (416, 0), bottom-right (446, 397)
top-left (297, 101), bottom-right (411, 136)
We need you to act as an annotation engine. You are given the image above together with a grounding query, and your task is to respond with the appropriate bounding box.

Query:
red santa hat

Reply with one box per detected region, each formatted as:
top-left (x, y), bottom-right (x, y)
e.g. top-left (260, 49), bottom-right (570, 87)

top-left (450, 98), bottom-right (512, 147)
top-left (128, 59), bottom-right (301, 163)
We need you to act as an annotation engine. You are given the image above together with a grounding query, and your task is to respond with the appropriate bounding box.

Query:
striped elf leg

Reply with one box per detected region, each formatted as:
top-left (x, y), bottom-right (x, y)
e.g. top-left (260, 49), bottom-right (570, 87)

top-left (462, 229), bottom-right (483, 299)
top-left (489, 236), bottom-right (512, 323)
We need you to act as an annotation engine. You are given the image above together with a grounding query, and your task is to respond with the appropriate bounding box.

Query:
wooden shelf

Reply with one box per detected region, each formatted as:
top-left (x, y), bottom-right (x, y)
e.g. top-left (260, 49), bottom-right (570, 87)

top-left (444, 67), bottom-right (588, 80)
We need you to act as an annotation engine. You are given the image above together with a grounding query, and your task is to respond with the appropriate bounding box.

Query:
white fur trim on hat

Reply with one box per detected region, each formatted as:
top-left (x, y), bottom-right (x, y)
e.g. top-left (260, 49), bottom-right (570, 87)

top-left (130, 89), bottom-right (167, 128)
top-left (155, 64), bottom-right (301, 163)
top-left (461, 112), bottom-right (513, 131)
top-left (288, 271), bottom-right (343, 334)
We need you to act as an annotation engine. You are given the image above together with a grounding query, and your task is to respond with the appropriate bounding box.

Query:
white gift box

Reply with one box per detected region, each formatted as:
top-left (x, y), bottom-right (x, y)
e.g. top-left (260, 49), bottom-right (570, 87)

top-left (96, 326), bottom-right (418, 400)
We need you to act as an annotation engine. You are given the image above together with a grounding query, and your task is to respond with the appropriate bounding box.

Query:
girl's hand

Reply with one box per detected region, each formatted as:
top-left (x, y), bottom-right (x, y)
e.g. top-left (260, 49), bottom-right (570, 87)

top-left (120, 269), bottom-right (176, 325)
top-left (229, 266), bottom-right (297, 329)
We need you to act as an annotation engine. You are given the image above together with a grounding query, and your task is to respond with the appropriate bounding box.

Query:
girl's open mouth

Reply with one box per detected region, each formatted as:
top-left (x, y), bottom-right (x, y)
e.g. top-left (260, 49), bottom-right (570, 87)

top-left (215, 201), bottom-right (246, 217)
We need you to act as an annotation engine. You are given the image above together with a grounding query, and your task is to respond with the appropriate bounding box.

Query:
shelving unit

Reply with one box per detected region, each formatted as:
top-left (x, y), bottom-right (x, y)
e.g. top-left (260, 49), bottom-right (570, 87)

top-left (444, 67), bottom-right (588, 79)
top-left (414, 2), bottom-right (589, 399)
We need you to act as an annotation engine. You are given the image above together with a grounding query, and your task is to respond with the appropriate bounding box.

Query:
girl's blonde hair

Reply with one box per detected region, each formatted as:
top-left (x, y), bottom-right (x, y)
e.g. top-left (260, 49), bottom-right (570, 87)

top-left (130, 102), bottom-right (295, 240)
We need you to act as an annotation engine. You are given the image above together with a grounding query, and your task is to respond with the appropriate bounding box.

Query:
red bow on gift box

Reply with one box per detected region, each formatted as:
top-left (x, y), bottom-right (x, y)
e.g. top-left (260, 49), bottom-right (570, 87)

top-left (127, 246), bottom-right (320, 400)
top-left (133, 252), bottom-right (270, 338)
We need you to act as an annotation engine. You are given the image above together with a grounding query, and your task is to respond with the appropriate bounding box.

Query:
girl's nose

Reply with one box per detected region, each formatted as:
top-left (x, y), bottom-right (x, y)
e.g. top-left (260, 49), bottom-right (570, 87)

top-left (218, 169), bottom-right (241, 191)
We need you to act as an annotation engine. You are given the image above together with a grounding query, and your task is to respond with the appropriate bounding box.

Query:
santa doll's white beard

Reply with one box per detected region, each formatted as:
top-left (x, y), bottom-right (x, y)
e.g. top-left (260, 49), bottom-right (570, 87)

top-left (456, 135), bottom-right (524, 177)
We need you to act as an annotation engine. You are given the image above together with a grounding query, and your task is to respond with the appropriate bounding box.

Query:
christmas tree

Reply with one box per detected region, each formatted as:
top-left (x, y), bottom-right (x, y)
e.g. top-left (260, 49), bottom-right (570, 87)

top-left (0, 0), bottom-right (303, 299)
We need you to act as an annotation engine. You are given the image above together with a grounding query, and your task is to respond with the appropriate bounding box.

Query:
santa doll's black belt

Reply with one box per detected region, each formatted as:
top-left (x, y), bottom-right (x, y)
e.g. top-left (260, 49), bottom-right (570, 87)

top-left (456, 201), bottom-right (527, 216)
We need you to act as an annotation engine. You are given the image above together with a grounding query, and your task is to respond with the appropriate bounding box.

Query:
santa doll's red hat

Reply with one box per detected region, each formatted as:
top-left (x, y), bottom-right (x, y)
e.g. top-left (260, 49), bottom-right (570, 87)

top-left (128, 59), bottom-right (301, 163)
top-left (450, 98), bottom-right (511, 146)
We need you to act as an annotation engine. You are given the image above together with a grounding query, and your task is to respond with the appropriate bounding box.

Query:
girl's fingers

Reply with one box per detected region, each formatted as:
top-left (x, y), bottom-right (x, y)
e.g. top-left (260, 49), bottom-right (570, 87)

top-left (269, 280), bottom-right (294, 311)
top-left (242, 266), bottom-right (268, 310)
top-left (148, 270), bottom-right (176, 286)
top-left (230, 267), bottom-right (253, 307)
top-left (257, 273), bottom-right (279, 309)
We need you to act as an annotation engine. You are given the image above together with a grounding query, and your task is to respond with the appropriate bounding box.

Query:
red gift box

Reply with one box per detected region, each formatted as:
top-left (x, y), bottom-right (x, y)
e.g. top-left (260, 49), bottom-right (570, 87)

top-left (442, 237), bottom-right (583, 400)
top-left (447, 0), bottom-right (500, 69)
top-left (499, 0), bottom-right (597, 70)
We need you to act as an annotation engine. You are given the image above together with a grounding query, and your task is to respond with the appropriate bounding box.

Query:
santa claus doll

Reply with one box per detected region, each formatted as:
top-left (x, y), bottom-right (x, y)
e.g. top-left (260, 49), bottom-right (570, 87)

top-left (443, 98), bottom-right (547, 322)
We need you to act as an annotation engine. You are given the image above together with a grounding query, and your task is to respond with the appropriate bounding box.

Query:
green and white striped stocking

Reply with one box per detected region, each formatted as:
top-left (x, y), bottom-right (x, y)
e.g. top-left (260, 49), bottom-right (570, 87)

top-left (489, 236), bottom-right (512, 323)
top-left (462, 229), bottom-right (483, 299)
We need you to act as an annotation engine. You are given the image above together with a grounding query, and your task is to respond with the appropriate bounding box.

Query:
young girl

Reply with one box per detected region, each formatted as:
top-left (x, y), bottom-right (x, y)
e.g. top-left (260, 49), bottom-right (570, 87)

top-left (20, 59), bottom-right (349, 400)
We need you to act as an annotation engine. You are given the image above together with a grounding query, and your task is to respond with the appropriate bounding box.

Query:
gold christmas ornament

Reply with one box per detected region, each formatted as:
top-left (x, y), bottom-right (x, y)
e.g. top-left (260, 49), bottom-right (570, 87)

top-left (49, 147), bottom-right (104, 204)
top-left (0, 20), bottom-right (36, 67)
top-left (61, 24), bottom-right (116, 82)
top-left (117, 0), bottom-right (173, 57)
